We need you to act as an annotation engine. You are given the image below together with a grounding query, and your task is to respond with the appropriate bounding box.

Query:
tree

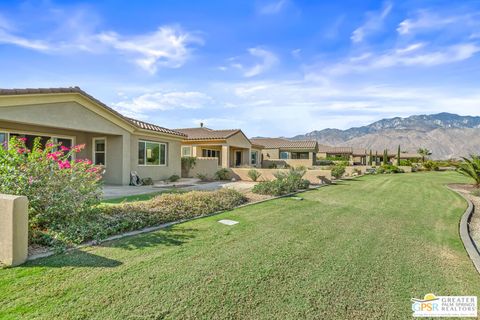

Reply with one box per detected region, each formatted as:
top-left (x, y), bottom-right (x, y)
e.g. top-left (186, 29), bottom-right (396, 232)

top-left (375, 151), bottom-right (378, 165)
top-left (457, 155), bottom-right (480, 188)
top-left (369, 150), bottom-right (373, 166)
top-left (397, 145), bottom-right (401, 166)
top-left (417, 148), bottom-right (432, 162)
top-left (383, 149), bottom-right (388, 165)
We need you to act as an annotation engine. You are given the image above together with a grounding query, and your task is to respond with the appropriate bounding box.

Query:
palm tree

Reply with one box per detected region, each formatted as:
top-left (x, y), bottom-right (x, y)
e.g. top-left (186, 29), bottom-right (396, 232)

top-left (457, 155), bottom-right (480, 188)
top-left (417, 148), bottom-right (432, 162)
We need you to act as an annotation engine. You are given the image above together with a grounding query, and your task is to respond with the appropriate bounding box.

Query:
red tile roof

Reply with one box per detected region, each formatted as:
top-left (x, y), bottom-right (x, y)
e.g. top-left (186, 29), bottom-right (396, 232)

top-left (0, 87), bottom-right (186, 137)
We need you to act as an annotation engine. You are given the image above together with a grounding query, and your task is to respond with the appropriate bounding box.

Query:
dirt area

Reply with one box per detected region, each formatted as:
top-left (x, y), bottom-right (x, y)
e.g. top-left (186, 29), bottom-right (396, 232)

top-left (449, 184), bottom-right (480, 246)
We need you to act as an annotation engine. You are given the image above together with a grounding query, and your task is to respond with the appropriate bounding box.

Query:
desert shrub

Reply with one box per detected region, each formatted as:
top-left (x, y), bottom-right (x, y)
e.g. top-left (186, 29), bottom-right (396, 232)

top-left (326, 155), bottom-right (349, 161)
top-left (196, 173), bottom-right (210, 182)
top-left (252, 169), bottom-right (310, 196)
top-left (168, 174), bottom-right (180, 182)
top-left (399, 159), bottom-right (412, 166)
top-left (316, 159), bottom-right (334, 166)
top-left (377, 165), bottom-right (404, 174)
top-left (423, 160), bottom-right (439, 171)
top-left (42, 189), bottom-right (247, 248)
top-left (247, 169), bottom-right (262, 182)
top-left (141, 177), bottom-right (153, 185)
top-left (268, 163), bottom-right (278, 169)
top-left (0, 136), bottom-right (103, 247)
top-left (331, 164), bottom-right (346, 179)
top-left (215, 168), bottom-right (231, 180)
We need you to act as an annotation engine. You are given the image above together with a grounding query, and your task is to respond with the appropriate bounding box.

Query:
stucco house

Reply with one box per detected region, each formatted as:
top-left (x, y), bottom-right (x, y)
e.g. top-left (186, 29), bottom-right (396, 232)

top-left (176, 125), bottom-right (260, 168)
top-left (0, 87), bottom-right (186, 185)
top-left (250, 138), bottom-right (318, 168)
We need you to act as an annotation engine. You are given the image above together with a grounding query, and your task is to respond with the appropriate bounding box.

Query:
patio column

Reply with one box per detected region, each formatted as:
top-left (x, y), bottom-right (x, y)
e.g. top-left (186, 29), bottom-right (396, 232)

top-left (0, 194), bottom-right (28, 266)
top-left (221, 145), bottom-right (229, 168)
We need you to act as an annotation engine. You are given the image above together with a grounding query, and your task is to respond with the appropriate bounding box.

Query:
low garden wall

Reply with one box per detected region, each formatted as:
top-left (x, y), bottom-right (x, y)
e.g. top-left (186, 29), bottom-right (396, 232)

top-left (187, 157), bottom-right (219, 179)
top-left (230, 168), bottom-right (332, 184)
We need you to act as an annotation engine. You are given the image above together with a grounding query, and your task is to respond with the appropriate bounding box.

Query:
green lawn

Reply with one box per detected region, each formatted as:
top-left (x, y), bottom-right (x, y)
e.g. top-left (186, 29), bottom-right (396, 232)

top-left (2, 172), bottom-right (479, 319)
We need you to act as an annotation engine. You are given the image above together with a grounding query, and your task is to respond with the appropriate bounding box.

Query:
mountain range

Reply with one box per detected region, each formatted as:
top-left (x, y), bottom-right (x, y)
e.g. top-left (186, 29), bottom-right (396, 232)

top-left (291, 113), bottom-right (480, 159)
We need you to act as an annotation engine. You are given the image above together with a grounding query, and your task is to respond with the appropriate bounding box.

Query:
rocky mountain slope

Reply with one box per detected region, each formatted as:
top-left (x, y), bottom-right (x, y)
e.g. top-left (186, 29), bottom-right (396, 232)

top-left (291, 113), bottom-right (480, 159)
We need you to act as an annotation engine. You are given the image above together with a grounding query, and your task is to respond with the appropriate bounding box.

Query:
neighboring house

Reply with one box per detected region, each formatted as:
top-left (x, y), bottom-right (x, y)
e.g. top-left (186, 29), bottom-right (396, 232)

top-left (250, 138), bottom-right (318, 168)
top-left (317, 146), bottom-right (368, 165)
top-left (176, 125), bottom-right (256, 168)
top-left (0, 87), bottom-right (186, 185)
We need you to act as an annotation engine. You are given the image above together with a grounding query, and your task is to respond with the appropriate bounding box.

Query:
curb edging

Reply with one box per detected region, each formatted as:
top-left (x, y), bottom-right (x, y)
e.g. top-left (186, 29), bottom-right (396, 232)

top-left (449, 187), bottom-right (480, 275)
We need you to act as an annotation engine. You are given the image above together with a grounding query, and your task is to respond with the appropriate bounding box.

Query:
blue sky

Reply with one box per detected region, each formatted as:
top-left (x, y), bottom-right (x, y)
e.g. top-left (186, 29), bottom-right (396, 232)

top-left (0, 0), bottom-right (479, 137)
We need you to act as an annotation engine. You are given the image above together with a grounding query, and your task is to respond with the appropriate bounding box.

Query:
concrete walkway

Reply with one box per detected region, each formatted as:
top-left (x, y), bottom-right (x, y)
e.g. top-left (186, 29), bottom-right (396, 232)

top-left (102, 180), bottom-right (232, 199)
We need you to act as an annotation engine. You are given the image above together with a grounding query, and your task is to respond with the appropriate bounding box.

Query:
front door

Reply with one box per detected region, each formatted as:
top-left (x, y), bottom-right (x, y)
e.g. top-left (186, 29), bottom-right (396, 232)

top-left (235, 151), bottom-right (242, 167)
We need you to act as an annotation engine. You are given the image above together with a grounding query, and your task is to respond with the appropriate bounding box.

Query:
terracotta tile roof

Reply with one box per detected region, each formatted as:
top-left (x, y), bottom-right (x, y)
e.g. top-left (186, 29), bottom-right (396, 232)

top-left (125, 118), bottom-right (186, 137)
top-left (317, 145), bottom-right (353, 154)
top-left (0, 87), bottom-right (186, 137)
top-left (250, 138), bottom-right (317, 149)
top-left (175, 127), bottom-right (242, 140)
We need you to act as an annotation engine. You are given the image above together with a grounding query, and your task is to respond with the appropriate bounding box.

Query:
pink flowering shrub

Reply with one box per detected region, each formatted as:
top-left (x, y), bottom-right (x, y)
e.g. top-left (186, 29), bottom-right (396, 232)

top-left (0, 136), bottom-right (103, 246)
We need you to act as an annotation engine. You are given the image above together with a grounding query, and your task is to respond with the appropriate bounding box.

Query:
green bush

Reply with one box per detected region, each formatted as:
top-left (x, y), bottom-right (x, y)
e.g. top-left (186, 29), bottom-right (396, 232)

top-left (196, 173), bottom-right (210, 182)
top-left (423, 160), bottom-right (439, 171)
top-left (0, 136), bottom-right (103, 247)
top-left (141, 177), bottom-right (153, 185)
top-left (399, 159), bottom-right (412, 166)
top-left (331, 165), bottom-right (346, 179)
top-left (252, 168), bottom-right (310, 196)
top-left (215, 168), bottom-right (231, 180)
top-left (377, 165), bottom-right (404, 174)
top-left (316, 159), bottom-right (334, 165)
top-left (168, 174), bottom-right (180, 182)
top-left (47, 189), bottom-right (247, 248)
top-left (326, 155), bottom-right (349, 161)
top-left (247, 169), bottom-right (262, 182)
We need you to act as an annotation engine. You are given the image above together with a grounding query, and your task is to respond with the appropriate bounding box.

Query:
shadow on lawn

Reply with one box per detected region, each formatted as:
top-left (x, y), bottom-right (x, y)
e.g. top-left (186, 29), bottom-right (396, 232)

top-left (25, 250), bottom-right (122, 268)
top-left (104, 227), bottom-right (198, 251)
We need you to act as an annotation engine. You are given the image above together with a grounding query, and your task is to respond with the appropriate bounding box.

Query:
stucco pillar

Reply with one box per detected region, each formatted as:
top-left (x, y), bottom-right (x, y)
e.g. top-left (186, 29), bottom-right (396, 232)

top-left (192, 146), bottom-right (198, 157)
top-left (0, 194), bottom-right (28, 266)
top-left (221, 145), bottom-right (229, 168)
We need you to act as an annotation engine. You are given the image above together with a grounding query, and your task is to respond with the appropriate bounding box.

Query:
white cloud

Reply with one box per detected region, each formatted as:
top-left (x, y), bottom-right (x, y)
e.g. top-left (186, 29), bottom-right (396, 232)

top-left (233, 47), bottom-right (278, 77)
top-left (113, 91), bottom-right (214, 113)
top-left (351, 1), bottom-right (393, 43)
top-left (259, 0), bottom-right (288, 15)
top-left (0, 11), bottom-right (202, 73)
top-left (397, 11), bottom-right (464, 35)
top-left (322, 43), bottom-right (479, 75)
top-left (97, 26), bottom-right (202, 73)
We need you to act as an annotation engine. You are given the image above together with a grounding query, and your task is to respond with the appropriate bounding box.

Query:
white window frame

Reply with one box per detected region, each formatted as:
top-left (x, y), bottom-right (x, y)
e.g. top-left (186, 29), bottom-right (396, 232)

top-left (181, 146), bottom-right (192, 157)
top-left (138, 140), bottom-right (167, 166)
top-left (92, 137), bottom-right (107, 167)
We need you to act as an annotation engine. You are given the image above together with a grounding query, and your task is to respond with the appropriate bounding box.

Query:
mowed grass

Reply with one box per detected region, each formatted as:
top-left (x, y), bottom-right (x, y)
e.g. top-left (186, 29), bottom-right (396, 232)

top-left (1, 172), bottom-right (480, 319)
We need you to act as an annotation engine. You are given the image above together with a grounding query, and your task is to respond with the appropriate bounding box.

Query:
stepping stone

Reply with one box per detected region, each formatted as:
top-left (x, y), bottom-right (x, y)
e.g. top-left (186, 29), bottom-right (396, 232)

top-left (290, 196), bottom-right (303, 200)
top-left (218, 219), bottom-right (239, 226)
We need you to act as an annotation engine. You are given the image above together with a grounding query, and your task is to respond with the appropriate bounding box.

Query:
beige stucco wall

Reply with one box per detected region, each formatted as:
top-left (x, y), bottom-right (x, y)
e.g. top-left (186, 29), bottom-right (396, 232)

top-left (261, 148), bottom-right (280, 160)
top-left (188, 157), bottom-right (219, 178)
top-left (262, 159), bottom-right (313, 168)
top-left (226, 132), bottom-right (251, 149)
top-left (0, 194), bottom-right (28, 266)
top-left (130, 134), bottom-right (181, 181)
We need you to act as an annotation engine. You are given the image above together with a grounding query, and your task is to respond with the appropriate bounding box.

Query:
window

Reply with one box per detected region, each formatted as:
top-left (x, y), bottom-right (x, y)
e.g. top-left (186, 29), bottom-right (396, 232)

top-left (280, 151), bottom-right (289, 159)
top-left (202, 149), bottom-right (220, 158)
top-left (0, 132), bottom-right (7, 149)
top-left (291, 152), bottom-right (309, 159)
top-left (93, 138), bottom-right (106, 166)
top-left (138, 140), bottom-right (167, 166)
top-left (251, 151), bottom-right (258, 165)
top-left (182, 146), bottom-right (192, 157)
